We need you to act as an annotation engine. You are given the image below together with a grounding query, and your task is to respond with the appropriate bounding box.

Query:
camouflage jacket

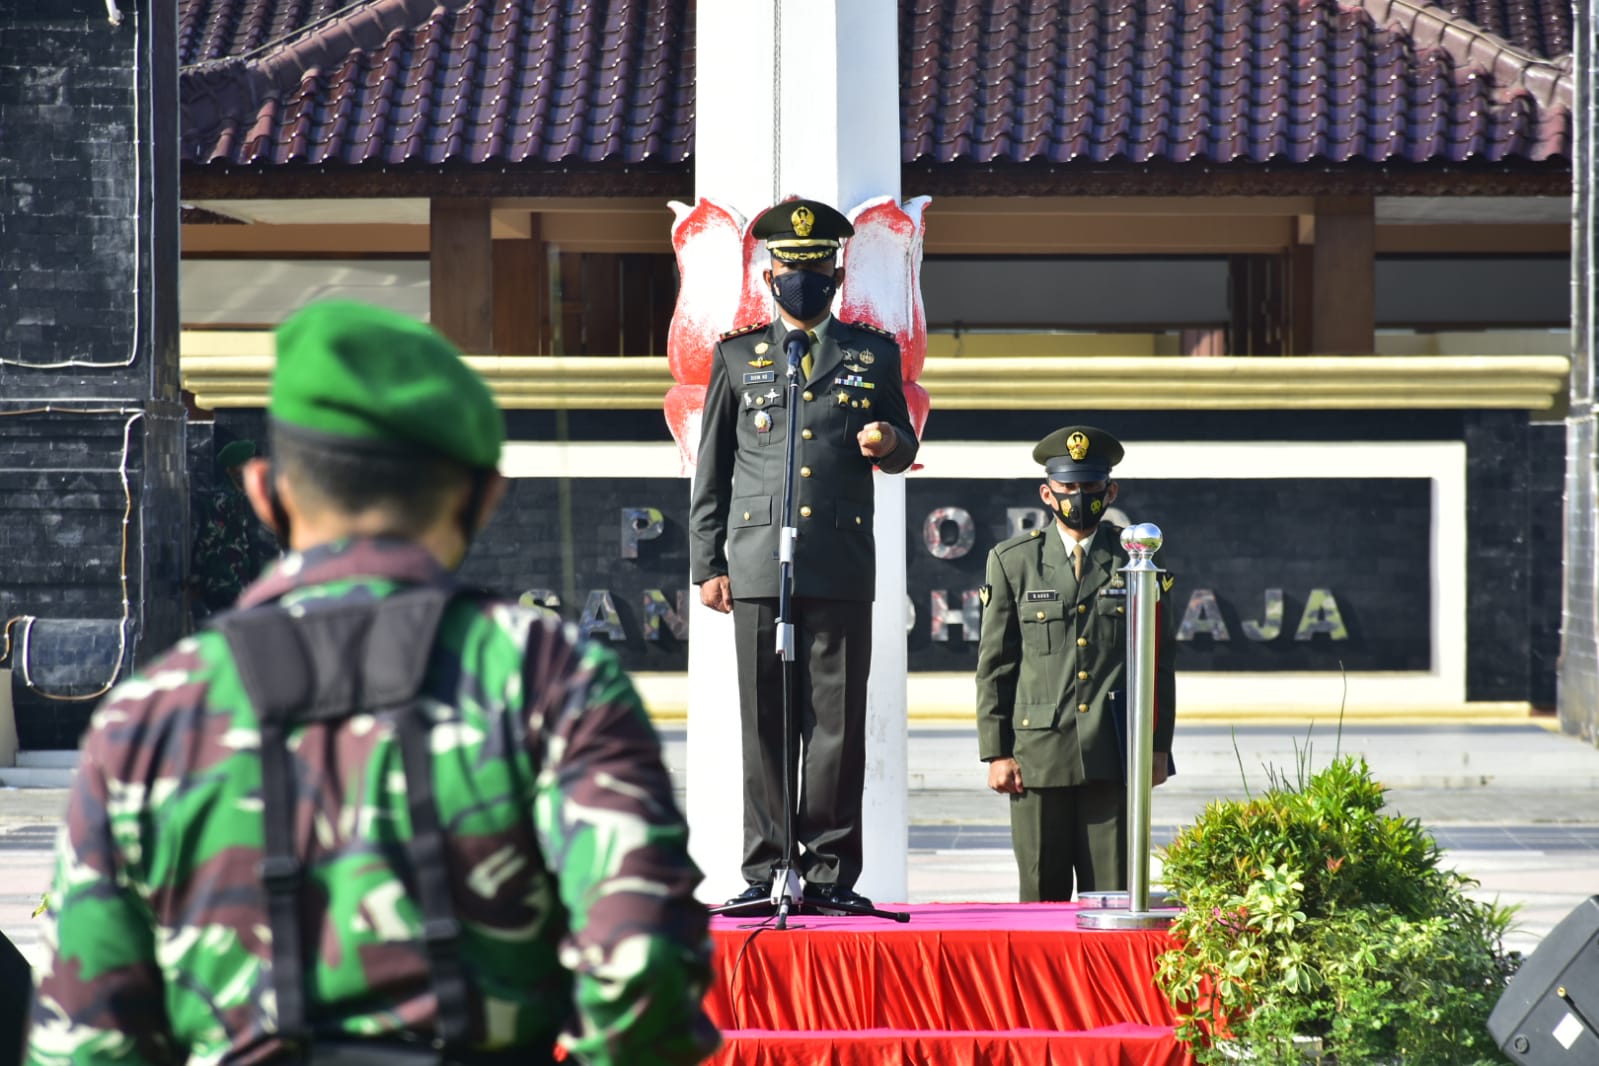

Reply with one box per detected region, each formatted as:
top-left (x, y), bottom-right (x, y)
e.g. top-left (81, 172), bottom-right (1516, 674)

top-left (192, 486), bottom-right (277, 611)
top-left (28, 537), bottom-right (719, 1066)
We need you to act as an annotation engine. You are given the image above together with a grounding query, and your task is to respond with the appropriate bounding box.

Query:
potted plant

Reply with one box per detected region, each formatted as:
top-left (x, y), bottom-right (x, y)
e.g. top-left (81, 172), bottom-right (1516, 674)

top-left (1155, 753), bottom-right (1520, 1065)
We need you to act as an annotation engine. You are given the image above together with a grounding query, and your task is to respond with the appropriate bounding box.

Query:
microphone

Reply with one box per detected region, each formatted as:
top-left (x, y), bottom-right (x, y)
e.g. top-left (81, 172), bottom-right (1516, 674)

top-left (783, 328), bottom-right (810, 373)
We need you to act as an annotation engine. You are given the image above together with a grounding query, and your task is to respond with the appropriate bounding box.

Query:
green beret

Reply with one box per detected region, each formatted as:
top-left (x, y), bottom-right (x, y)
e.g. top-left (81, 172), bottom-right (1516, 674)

top-left (270, 301), bottom-right (503, 469)
top-left (216, 439), bottom-right (256, 469)
top-left (1033, 425), bottom-right (1124, 483)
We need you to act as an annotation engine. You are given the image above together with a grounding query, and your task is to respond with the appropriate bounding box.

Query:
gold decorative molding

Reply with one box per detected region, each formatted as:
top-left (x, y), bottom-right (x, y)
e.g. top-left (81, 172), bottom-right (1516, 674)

top-left (180, 331), bottom-right (1571, 411)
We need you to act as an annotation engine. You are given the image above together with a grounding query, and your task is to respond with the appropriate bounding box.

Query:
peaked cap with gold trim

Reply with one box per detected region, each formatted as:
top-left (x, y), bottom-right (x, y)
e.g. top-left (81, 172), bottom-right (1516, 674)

top-left (752, 199), bottom-right (854, 263)
top-left (1032, 425), bottom-right (1124, 483)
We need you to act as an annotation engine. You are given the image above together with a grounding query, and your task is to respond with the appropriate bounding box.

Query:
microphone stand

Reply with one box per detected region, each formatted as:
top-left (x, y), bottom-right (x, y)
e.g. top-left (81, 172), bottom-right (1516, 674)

top-left (711, 326), bottom-right (909, 928)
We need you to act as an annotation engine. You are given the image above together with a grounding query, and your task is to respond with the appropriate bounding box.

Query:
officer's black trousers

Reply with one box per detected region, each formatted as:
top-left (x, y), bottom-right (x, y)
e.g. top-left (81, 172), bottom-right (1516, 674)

top-left (733, 596), bottom-right (871, 889)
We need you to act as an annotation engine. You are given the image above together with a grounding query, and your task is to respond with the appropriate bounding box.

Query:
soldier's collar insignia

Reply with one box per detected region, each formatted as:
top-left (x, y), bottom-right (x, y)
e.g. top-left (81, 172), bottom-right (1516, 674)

top-left (792, 205), bottom-right (815, 237)
top-left (1067, 431), bottom-right (1090, 461)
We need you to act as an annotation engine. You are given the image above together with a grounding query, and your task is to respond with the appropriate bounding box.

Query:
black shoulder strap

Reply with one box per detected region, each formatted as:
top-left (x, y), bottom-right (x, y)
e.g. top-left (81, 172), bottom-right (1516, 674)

top-left (216, 587), bottom-right (468, 1053)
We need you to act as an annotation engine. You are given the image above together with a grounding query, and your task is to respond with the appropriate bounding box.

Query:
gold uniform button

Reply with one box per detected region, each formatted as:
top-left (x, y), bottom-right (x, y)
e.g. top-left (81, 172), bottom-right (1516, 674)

top-left (803, 390), bottom-right (814, 401)
top-left (1116, 606), bottom-right (1125, 615)
top-left (1077, 637), bottom-right (1088, 647)
top-left (800, 506), bottom-right (812, 518)
top-left (801, 466), bottom-right (812, 477)
top-left (1077, 604), bottom-right (1087, 614)
top-left (802, 428), bottom-right (813, 440)
top-left (1078, 671), bottom-right (1089, 680)
top-left (1031, 529), bottom-right (1042, 538)
top-left (742, 511), bottom-right (751, 520)
top-left (1035, 610), bottom-right (1045, 620)
top-left (1078, 703), bottom-right (1089, 714)
top-left (1021, 718), bottom-right (1030, 727)
top-left (855, 516), bottom-right (862, 525)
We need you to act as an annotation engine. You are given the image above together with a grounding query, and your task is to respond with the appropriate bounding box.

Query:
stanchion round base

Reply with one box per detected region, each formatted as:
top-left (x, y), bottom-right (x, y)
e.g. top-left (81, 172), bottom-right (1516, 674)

top-left (1075, 908), bottom-right (1182, 931)
top-left (1077, 889), bottom-right (1179, 910)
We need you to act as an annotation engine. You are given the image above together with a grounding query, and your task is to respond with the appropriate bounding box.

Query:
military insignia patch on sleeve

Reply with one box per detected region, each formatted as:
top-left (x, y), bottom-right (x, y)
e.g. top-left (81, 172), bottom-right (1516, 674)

top-left (1160, 572), bottom-right (1177, 593)
top-left (980, 584), bottom-right (992, 607)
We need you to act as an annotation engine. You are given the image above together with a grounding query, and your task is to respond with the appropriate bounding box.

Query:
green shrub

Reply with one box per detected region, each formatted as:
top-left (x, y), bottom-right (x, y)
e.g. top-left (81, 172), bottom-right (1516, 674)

top-left (1155, 754), bottom-right (1519, 1065)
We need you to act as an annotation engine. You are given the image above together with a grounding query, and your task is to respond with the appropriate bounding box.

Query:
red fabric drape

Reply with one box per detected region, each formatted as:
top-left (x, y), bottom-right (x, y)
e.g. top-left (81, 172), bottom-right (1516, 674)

top-left (707, 1026), bottom-right (1191, 1066)
top-left (706, 903), bottom-right (1180, 1032)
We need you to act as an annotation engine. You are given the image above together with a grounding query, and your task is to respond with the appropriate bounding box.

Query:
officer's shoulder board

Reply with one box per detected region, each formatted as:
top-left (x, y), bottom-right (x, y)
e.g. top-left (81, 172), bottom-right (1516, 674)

top-left (720, 321), bottom-right (769, 341)
top-left (994, 527), bottom-right (1048, 556)
top-left (845, 319), bottom-right (894, 339)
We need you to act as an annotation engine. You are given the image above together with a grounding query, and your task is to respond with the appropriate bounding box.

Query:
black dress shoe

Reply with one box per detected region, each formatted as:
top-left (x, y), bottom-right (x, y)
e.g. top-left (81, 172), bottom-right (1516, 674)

top-left (722, 882), bottom-right (771, 906)
top-left (803, 883), bottom-right (874, 913)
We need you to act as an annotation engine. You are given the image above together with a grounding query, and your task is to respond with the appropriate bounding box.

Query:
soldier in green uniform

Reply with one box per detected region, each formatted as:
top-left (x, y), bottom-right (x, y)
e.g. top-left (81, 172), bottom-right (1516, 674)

top-left (690, 200), bottom-right (920, 910)
top-left (975, 426), bottom-right (1176, 903)
top-left (28, 301), bottom-right (719, 1066)
top-left (190, 438), bottom-right (279, 620)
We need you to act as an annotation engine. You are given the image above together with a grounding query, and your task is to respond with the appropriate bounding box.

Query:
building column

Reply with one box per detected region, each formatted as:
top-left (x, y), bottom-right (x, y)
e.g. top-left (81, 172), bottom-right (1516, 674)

top-left (492, 213), bottom-right (546, 356)
top-left (682, 0), bottom-right (911, 902)
top-left (430, 198), bottom-right (494, 354)
top-left (0, 1), bottom-right (186, 749)
top-left (1560, 0), bottom-right (1598, 743)
top-left (1308, 196), bottom-right (1377, 355)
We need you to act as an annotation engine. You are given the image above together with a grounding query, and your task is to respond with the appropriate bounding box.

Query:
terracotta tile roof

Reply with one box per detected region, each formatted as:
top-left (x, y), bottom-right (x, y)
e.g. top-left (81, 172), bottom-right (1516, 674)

top-left (180, 0), bottom-right (695, 166)
top-left (902, 0), bottom-right (1569, 165)
top-left (1435, 0), bottom-right (1571, 59)
top-left (179, 0), bottom-right (1569, 170)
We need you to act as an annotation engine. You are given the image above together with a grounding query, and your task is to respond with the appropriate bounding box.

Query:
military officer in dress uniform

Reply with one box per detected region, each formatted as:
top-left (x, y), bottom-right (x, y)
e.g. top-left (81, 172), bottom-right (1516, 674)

top-left (690, 199), bottom-right (920, 912)
top-left (974, 426), bottom-right (1176, 902)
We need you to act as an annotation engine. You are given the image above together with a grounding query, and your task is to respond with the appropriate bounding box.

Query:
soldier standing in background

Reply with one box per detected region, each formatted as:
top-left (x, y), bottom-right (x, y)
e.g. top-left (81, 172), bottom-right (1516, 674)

top-left (28, 301), bottom-right (718, 1066)
top-left (690, 200), bottom-right (920, 911)
top-left (975, 426), bottom-right (1177, 902)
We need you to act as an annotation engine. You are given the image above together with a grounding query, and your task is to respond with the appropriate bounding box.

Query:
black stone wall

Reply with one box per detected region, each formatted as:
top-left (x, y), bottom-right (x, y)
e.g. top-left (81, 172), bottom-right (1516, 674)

top-left (201, 407), bottom-right (1562, 706)
top-left (1, 3), bottom-right (185, 749)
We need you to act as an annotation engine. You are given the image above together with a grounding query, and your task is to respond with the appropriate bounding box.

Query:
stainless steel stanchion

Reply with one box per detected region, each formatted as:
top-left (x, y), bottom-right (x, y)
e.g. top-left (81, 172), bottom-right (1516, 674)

top-left (1078, 523), bottom-right (1181, 930)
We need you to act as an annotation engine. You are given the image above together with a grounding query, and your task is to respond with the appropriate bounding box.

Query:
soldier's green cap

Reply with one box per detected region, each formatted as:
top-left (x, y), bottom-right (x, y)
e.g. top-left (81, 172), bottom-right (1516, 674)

top-left (1033, 425), bottom-right (1124, 484)
top-left (270, 300), bottom-right (504, 469)
top-left (752, 199), bottom-right (854, 263)
top-left (216, 439), bottom-right (256, 469)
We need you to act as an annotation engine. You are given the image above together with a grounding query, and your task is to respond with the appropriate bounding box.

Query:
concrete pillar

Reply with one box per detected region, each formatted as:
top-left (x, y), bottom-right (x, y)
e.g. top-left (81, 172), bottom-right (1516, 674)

top-left (1560, 0), bottom-right (1598, 743)
top-left (0, 1), bottom-right (186, 748)
top-left (683, 0), bottom-right (910, 902)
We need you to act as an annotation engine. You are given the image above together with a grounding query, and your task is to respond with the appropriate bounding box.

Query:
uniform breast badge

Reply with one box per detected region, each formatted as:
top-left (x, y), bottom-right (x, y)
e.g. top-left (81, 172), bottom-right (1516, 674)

top-left (753, 410), bottom-right (772, 433)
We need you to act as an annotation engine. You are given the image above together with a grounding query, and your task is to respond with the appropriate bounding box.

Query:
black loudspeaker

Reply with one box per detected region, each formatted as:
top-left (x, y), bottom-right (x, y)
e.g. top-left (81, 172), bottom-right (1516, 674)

top-left (1488, 895), bottom-right (1599, 1064)
top-left (0, 928), bottom-right (28, 1066)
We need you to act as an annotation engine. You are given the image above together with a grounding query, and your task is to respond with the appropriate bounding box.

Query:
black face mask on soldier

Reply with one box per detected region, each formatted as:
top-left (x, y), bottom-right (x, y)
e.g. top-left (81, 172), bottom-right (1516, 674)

top-left (771, 269), bottom-right (837, 321)
top-left (1049, 487), bottom-right (1109, 531)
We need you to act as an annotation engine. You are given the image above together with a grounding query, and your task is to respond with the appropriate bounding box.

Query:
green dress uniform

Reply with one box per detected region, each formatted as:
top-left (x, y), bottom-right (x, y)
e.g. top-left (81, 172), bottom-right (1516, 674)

top-left (975, 429), bottom-right (1176, 903)
top-left (690, 313), bottom-right (918, 890)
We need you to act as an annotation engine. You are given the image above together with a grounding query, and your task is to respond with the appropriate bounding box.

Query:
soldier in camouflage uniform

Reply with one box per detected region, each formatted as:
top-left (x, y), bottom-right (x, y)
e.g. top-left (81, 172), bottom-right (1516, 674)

top-left (27, 301), bottom-right (719, 1066)
top-left (190, 438), bottom-right (279, 619)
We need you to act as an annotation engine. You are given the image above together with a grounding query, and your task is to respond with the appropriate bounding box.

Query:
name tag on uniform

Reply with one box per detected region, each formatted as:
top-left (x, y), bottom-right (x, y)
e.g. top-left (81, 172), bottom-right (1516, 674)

top-left (1099, 587), bottom-right (1127, 598)
top-left (1024, 590), bottom-right (1060, 602)
top-left (743, 371), bottom-right (777, 384)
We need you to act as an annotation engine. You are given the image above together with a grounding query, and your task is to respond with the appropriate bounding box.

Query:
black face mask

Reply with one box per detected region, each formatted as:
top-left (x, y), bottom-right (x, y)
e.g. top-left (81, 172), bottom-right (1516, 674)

top-left (771, 270), bottom-right (837, 321)
top-left (1049, 488), bottom-right (1109, 531)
